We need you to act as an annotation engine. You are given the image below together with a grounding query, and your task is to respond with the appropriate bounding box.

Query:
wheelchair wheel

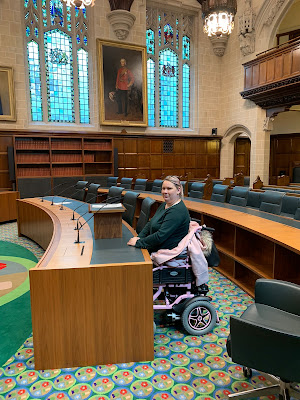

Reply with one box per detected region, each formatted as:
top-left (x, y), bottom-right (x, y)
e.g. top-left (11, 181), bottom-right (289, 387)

top-left (181, 300), bottom-right (217, 335)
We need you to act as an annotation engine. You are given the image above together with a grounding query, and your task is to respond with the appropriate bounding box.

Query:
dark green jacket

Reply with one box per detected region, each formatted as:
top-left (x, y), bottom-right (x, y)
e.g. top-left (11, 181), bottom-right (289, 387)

top-left (135, 200), bottom-right (190, 253)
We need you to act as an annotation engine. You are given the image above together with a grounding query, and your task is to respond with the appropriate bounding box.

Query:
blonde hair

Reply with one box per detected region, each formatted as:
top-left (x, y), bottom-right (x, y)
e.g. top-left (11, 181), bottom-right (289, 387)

top-left (163, 175), bottom-right (184, 198)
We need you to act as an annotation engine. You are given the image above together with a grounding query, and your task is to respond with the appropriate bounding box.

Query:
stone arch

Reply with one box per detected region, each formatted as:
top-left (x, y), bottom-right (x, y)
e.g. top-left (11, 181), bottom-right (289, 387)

top-left (220, 125), bottom-right (252, 180)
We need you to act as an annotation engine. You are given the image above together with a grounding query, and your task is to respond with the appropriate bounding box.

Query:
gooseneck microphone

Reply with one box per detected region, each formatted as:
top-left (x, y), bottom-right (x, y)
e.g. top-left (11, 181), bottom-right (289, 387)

top-left (40, 182), bottom-right (65, 202)
top-left (71, 193), bottom-right (106, 220)
top-left (51, 184), bottom-right (77, 205)
top-left (74, 197), bottom-right (122, 244)
top-left (59, 187), bottom-right (89, 210)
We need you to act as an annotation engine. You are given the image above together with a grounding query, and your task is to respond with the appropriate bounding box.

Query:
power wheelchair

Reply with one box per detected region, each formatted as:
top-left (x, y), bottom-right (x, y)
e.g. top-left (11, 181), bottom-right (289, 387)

top-left (153, 226), bottom-right (220, 336)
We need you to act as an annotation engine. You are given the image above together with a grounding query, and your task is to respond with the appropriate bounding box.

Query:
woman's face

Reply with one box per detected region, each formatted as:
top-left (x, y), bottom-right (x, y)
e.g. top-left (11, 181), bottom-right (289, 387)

top-left (161, 180), bottom-right (181, 206)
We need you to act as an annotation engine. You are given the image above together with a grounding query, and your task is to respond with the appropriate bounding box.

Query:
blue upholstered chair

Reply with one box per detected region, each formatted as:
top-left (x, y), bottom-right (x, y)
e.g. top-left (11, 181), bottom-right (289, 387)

top-left (243, 176), bottom-right (250, 187)
top-left (134, 178), bottom-right (148, 191)
top-left (212, 179), bottom-right (223, 186)
top-left (107, 186), bottom-right (124, 203)
top-left (189, 182), bottom-right (205, 199)
top-left (259, 190), bottom-right (285, 215)
top-left (120, 177), bottom-right (133, 190)
top-left (246, 191), bottom-right (262, 209)
top-left (292, 166), bottom-right (300, 183)
top-left (107, 177), bottom-right (118, 188)
top-left (226, 279), bottom-right (300, 400)
top-left (229, 187), bottom-right (249, 207)
top-left (122, 191), bottom-right (140, 226)
top-left (136, 197), bottom-right (156, 234)
top-left (210, 184), bottom-right (228, 203)
top-left (295, 205), bottom-right (300, 220)
top-left (280, 195), bottom-right (300, 218)
top-left (85, 183), bottom-right (100, 203)
top-left (151, 179), bottom-right (163, 193)
top-left (72, 180), bottom-right (89, 201)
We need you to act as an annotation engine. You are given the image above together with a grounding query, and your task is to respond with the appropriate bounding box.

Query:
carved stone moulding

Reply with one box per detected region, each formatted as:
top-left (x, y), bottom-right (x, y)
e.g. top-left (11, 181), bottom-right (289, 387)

top-left (209, 35), bottom-right (229, 57)
top-left (240, 75), bottom-right (300, 109)
top-left (107, 9), bottom-right (136, 40)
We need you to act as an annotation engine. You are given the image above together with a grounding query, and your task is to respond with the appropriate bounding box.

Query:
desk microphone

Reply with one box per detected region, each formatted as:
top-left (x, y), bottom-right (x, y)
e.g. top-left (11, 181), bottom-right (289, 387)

top-left (59, 186), bottom-right (90, 210)
top-left (71, 193), bottom-right (106, 220)
top-left (74, 198), bottom-right (122, 243)
top-left (40, 182), bottom-right (65, 202)
top-left (51, 184), bottom-right (76, 205)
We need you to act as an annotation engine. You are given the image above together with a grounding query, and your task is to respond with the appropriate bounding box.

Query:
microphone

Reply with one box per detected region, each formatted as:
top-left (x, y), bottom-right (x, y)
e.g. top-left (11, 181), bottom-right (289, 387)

top-left (74, 197), bottom-right (122, 244)
top-left (40, 182), bottom-right (65, 202)
top-left (59, 186), bottom-right (90, 210)
top-left (71, 193), bottom-right (106, 220)
top-left (51, 184), bottom-right (76, 206)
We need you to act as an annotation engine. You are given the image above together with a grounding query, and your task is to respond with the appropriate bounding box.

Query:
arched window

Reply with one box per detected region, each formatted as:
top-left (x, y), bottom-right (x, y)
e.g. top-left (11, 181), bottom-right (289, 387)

top-left (24, 0), bottom-right (90, 124)
top-left (146, 7), bottom-right (193, 128)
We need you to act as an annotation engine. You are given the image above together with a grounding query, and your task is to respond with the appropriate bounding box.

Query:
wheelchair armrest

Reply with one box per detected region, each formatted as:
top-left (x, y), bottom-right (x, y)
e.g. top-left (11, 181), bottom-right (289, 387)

top-left (255, 279), bottom-right (300, 316)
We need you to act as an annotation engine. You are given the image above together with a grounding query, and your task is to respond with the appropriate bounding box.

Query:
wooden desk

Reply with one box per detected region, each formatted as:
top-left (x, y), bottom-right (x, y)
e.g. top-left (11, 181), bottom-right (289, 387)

top-left (0, 191), bottom-right (19, 222)
top-left (89, 203), bottom-right (125, 239)
top-left (98, 189), bottom-right (300, 297)
top-left (17, 198), bottom-right (153, 370)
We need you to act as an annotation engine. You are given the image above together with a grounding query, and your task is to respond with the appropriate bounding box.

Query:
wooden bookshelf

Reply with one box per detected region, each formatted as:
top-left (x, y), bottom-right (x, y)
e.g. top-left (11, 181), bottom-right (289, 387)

top-left (14, 135), bottom-right (114, 185)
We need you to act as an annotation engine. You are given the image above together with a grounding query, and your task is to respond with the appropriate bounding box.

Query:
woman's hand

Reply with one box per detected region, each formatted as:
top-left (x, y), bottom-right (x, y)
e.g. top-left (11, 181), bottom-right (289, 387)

top-left (127, 237), bottom-right (140, 246)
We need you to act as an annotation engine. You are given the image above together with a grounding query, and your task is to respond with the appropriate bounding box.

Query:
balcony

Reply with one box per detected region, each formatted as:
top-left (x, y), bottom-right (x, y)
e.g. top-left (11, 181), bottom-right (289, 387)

top-left (240, 37), bottom-right (300, 109)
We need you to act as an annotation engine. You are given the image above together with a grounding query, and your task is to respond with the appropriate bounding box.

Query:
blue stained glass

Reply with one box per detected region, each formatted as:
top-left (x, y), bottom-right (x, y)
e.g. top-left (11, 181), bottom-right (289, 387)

top-left (159, 49), bottom-right (178, 127)
top-left (82, 8), bottom-right (86, 18)
top-left (34, 27), bottom-right (39, 37)
top-left (176, 30), bottom-right (179, 49)
top-left (25, 11), bottom-right (29, 19)
top-left (146, 29), bottom-right (155, 55)
top-left (77, 49), bottom-right (90, 124)
top-left (24, 0), bottom-right (29, 7)
top-left (42, 0), bottom-right (47, 26)
top-left (182, 63), bottom-right (190, 128)
top-left (27, 41), bottom-right (43, 121)
top-left (83, 36), bottom-right (88, 46)
top-left (33, 0), bottom-right (37, 8)
top-left (67, 7), bottom-right (72, 31)
top-left (183, 35), bottom-right (190, 60)
top-left (50, 0), bottom-right (64, 27)
top-left (147, 58), bottom-right (155, 127)
top-left (26, 26), bottom-right (31, 37)
top-left (44, 29), bottom-right (74, 122)
top-left (164, 24), bottom-right (173, 45)
top-left (77, 34), bottom-right (80, 44)
top-left (75, 6), bottom-right (79, 18)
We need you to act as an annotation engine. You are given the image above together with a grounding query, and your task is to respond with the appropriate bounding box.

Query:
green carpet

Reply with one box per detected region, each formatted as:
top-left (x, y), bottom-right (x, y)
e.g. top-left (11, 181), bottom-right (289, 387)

top-left (0, 241), bottom-right (38, 366)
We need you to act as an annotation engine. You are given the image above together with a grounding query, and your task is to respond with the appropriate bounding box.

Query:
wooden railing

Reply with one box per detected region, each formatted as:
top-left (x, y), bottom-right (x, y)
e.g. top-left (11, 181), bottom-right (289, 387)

top-left (240, 37), bottom-right (300, 109)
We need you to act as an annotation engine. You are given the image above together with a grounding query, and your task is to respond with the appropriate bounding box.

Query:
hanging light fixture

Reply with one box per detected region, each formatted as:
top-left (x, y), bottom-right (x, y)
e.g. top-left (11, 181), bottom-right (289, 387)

top-left (198, 0), bottom-right (237, 37)
top-left (62, 0), bottom-right (95, 9)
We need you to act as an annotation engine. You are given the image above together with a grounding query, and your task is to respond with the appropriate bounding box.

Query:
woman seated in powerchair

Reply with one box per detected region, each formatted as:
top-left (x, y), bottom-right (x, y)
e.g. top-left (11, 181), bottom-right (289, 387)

top-left (127, 175), bottom-right (218, 335)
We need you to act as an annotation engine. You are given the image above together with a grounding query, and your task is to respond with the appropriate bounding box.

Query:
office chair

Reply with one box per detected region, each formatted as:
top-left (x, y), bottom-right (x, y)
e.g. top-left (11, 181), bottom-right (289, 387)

top-left (136, 197), bottom-right (156, 234)
top-left (107, 186), bottom-right (124, 203)
top-left (226, 278), bottom-right (300, 400)
top-left (120, 177), bottom-right (133, 190)
top-left (189, 182), bottom-right (205, 199)
top-left (210, 184), bottom-right (228, 203)
top-left (122, 191), bottom-right (140, 226)
top-left (134, 178), bottom-right (148, 191)
top-left (107, 177), bottom-right (118, 188)
top-left (85, 183), bottom-right (100, 203)
top-left (73, 181), bottom-right (89, 201)
top-left (151, 179), bottom-right (163, 192)
top-left (229, 187), bottom-right (249, 207)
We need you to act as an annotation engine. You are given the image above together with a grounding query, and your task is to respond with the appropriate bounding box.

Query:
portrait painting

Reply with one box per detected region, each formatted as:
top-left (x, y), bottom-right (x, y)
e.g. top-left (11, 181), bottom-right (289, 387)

top-left (97, 39), bottom-right (147, 127)
top-left (0, 66), bottom-right (16, 121)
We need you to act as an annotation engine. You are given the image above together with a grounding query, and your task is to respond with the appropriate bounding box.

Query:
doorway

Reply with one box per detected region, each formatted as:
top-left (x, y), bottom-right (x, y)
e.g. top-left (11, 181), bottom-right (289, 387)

top-left (234, 137), bottom-right (251, 176)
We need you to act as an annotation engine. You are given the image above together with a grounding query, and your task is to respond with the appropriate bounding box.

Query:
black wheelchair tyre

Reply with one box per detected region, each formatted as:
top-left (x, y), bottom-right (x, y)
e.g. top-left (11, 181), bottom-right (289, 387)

top-left (181, 299), bottom-right (217, 335)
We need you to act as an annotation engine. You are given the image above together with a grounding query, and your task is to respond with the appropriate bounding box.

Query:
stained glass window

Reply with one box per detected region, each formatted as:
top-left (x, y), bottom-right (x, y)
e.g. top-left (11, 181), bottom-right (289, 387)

top-left (24, 0), bottom-right (90, 124)
top-left (146, 7), bottom-right (193, 129)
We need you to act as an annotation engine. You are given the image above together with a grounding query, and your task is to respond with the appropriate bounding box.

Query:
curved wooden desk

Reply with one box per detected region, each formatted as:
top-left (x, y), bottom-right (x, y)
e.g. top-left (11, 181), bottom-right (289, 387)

top-left (100, 188), bottom-right (300, 297)
top-left (17, 198), bottom-right (153, 370)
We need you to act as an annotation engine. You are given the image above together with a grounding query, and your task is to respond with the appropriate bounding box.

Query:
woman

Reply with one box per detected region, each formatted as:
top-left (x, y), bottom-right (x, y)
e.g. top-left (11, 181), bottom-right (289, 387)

top-left (127, 176), bottom-right (190, 253)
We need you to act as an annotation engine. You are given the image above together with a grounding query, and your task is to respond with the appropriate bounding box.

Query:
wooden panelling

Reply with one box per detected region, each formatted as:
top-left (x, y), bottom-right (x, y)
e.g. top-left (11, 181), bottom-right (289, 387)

top-left (270, 133), bottom-right (300, 182)
top-left (283, 52), bottom-right (292, 76)
top-left (266, 58), bottom-right (275, 82)
top-left (259, 61), bottom-right (267, 84)
top-left (274, 55), bottom-right (283, 79)
top-left (292, 47), bottom-right (300, 73)
top-left (124, 138), bottom-right (137, 153)
top-left (151, 140), bottom-right (162, 153)
top-left (234, 138), bottom-right (251, 176)
top-left (174, 140), bottom-right (185, 153)
top-left (0, 191), bottom-right (19, 222)
top-left (137, 139), bottom-right (150, 153)
top-left (150, 154), bottom-right (162, 169)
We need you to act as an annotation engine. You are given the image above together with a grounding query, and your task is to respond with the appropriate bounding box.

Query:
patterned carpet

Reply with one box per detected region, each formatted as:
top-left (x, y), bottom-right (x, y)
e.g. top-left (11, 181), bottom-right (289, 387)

top-left (0, 222), bottom-right (287, 400)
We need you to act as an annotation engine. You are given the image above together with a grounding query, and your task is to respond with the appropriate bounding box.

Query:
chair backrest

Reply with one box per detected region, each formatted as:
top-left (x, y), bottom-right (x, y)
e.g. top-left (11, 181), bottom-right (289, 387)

top-left (259, 190), bottom-right (285, 215)
top-left (294, 204), bottom-right (300, 220)
top-left (244, 176), bottom-right (250, 187)
top-left (107, 177), bottom-right (118, 187)
top-left (210, 184), bottom-right (228, 203)
top-left (229, 187), bottom-right (249, 207)
top-left (85, 183), bottom-right (101, 203)
top-left (151, 179), bottom-right (163, 192)
top-left (280, 195), bottom-right (300, 217)
top-left (136, 197), bottom-right (156, 234)
top-left (189, 182), bottom-right (205, 199)
top-left (122, 191), bottom-right (140, 226)
top-left (246, 191), bottom-right (262, 208)
top-left (292, 166), bottom-right (300, 183)
top-left (107, 186), bottom-right (124, 203)
top-left (134, 178), bottom-right (148, 191)
top-left (73, 180), bottom-right (88, 201)
top-left (120, 177), bottom-right (133, 190)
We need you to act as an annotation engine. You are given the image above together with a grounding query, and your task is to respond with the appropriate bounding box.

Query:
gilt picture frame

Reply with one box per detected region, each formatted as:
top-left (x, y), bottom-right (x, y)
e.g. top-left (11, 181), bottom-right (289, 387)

top-left (97, 39), bottom-right (148, 127)
top-left (0, 66), bottom-right (16, 122)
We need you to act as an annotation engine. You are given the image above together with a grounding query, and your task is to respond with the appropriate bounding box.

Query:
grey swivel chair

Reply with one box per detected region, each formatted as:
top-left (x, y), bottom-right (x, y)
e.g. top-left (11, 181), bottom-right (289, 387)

top-left (107, 186), bottom-right (124, 203)
top-left (151, 179), bottom-right (163, 193)
top-left (189, 182), bottom-right (205, 199)
top-left (85, 183), bottom-right (101, 203)
top-left (122, 191), bottom-right (140, 226)
top-left (136, 197), bottom-right (156, 234)
top-left (120, 177), bottom-right (133, 190)
top-left (226, 279), bottom-right (300, 400)
top-left (229, 187), bottom-right (249, 207)
top-left (134, 178), bottom-right (148, 191)
top-left (107, 177), bottom-right (118, 188)
top-left (72, 180), bottom-right (89, 201)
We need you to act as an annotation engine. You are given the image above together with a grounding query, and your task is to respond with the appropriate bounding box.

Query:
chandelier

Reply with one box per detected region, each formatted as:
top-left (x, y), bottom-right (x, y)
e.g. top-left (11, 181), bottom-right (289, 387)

top-left (62, 0), bottom-right (95, 8)
top-left (198, 0), bottom-right (237, 37)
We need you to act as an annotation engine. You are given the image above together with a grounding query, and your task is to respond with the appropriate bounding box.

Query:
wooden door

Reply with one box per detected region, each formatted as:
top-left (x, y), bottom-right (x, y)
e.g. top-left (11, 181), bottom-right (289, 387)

top-left (234, 138), bottom-right (251, 176)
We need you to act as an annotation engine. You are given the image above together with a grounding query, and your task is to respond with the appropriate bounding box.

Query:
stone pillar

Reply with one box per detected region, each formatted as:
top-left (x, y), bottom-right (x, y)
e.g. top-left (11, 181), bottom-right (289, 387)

top-left (249, 107), bottom-right (273, 186)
